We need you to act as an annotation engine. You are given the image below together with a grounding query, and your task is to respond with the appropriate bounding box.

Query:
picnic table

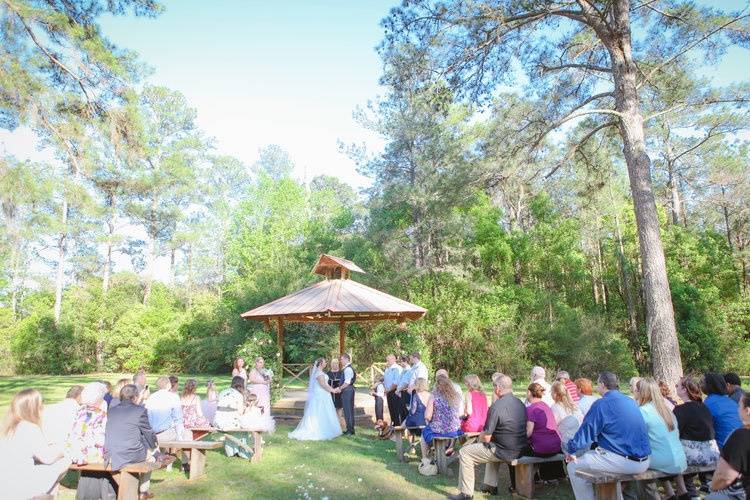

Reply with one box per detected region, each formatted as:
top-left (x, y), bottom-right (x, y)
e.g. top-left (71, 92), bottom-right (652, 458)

top-left (69, 461), bottom-right (166, 500)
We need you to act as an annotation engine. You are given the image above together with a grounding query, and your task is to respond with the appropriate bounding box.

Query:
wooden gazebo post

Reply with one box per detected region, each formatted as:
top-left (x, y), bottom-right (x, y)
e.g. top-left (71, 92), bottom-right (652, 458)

top-left (276, 317), bottom-right (285, 364)
top-left (339, 320), bottom-right (346, 355)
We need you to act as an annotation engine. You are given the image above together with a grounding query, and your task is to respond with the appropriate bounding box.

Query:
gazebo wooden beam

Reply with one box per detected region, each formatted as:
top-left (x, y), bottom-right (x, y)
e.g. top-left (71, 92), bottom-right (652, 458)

top-left (276, 317), bottom-right (284, 363)
top-left (244, 313), bottom-right (422, 323)
top-left (339, 321), bottom-right (346, 355)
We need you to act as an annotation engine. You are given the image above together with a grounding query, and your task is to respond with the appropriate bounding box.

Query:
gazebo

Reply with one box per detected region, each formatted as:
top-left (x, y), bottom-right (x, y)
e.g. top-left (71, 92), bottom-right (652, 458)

top-left (240, 254), bottom-right (426, 376)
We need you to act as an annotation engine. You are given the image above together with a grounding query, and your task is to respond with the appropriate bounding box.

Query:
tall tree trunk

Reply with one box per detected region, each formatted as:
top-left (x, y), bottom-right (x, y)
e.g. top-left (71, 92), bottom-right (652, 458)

top-left (10, 250), bottom-right (20, 320)
top-left (103, 191), bottom-right (116, 294)
top-left (609, 5), bottom-right (682, 385)
top-left (54, 198), bottom-right (69, 326)
top-left (143, 230), bottom-right (156, 305)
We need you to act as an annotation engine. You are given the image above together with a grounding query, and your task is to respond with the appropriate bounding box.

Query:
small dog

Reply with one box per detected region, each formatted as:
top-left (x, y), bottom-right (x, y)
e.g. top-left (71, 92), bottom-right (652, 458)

top-left (374, 419), bottom-right (393, 439)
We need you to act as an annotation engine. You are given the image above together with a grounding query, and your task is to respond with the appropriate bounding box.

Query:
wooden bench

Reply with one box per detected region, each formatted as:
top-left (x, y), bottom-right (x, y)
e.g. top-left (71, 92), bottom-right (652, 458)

top-left (159, 440), bottom-right (223, 480)
top-left (508, 454), bottom-right (566, 499)
top-left (190, 427), bottom-right (265, 462)
top-left (575, 464), bottom-right (716, 500)
top-left (393, 425), bottom-right (425, 462)
top-left (69, 461), bottom-right (166, 500)
top-left (433, 432), bottom-right (482, 475)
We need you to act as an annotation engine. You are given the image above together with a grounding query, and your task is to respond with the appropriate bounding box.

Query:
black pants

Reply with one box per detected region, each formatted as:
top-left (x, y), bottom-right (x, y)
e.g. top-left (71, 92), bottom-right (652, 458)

top-left (508, 446), bottom-right (565, 490)
top-left (399, 390), bottom-right (411, 423)
top-left (341, 386), bottom-right (355, 433)
top-left (387, 391), bottom-right (401, 425)
top-left (374, 396), bottom-right (384, 421)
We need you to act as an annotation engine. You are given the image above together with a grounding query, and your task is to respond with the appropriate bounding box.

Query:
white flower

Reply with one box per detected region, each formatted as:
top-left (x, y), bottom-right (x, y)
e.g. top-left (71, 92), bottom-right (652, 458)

top-left (357, 478), bottom-right (363, 482)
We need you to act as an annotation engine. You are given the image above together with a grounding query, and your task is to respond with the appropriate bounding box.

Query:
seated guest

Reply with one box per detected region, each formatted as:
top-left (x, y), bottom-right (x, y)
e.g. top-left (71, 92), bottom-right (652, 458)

top-left (510, 383), bottom-right (563, 491)
top-left (724, 373), bottom-right (745, 404)
top-left (530, 366), bottom-right (554, 407)
top-left (67, 382), bottom-right (115, 500)
top-left (703, 372), bottom-right (742, 448)
top-left (169, 375), bottom-right (179, 393)
top-left (448, 373), bottom-right (526, 499)
top-left (201, 380), bottom-right (218, 425)
top-left (556, 371), bottom-right (580, 402)
top-left (629, 376), bottom-right (642, 397)
top-left (659, 380), bottom-right (678, 410)
top-left (673, 376), bottom-right (720, 499)
top-left (109, 378), bottom-right (131, 409)
top-left (420, 376), bottom-right (463, 459)
top-left (460, 375), bottom-right (488, 433)
top-left (574, 378), bottom-right (599, 417)
top-left (623, 378), bottom-right (687, 500)
top-left (133, 370), bottom-right (150, 404)
top-left (43, 384), bottom-right (83, 447)
top-left (705, 392), bottom-right (750, 499)
top-left (0, 389), bottom-right (71, 500)
top-left (405, 377), bottom-right (430, 433)
top-left (566, 372), bottom-right (651, 500)
top-left (436, 368), bottom-right (464, 407)
top-left (215, 376), bottom-right (255, 459)
top-left (105, 384), bottom-right (165, 500)
top-left (145, 376), bottom-right (185, 442)
top-left (238, 389), bottom-right (275, 434)
top-left (550, 380), bottom-right (583, 452)
top-left (181, 379), bottom-right (209, 429)
top-left (102, 381), bottom-right (113, 407)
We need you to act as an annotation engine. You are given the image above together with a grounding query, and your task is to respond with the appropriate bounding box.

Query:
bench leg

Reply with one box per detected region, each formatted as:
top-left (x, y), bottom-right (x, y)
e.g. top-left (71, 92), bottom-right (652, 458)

top-left (594, 482), bottom-right (619, 500)
top-left (251, 431), bottom-right (263, 463)
top-left (394, 431), bottom-right (405, 462)
top-left (514, 463), bottom-right (535, 499)
top-left (114, 470), bottom-right (140, 500)
top-left (435, 440), bottom-right (448, 475)
top-left (189, 448), bottom-right (207, 480)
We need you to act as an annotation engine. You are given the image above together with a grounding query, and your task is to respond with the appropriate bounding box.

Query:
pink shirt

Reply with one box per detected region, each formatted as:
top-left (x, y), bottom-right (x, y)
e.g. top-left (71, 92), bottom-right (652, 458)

top-left (461, 390), bottom-right (489, 432)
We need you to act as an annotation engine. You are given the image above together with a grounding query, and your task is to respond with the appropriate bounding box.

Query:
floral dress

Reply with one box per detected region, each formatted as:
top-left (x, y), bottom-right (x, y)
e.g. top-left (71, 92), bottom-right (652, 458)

top-left (66, 405), bottom-right (107, 464)
top-left (422, 393), bottom-right (463, 444)
top-left (181, 395), bottom-right (209, 429)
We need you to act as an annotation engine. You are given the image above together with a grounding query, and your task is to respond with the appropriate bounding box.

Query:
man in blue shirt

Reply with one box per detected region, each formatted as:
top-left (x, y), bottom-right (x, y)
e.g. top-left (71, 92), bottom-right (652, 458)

top-left (565, 372), bottom-right (651, 500)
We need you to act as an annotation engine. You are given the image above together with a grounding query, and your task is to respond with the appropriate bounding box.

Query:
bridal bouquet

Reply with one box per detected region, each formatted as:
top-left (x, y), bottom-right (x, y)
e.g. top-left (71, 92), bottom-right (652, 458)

top-left (259, 368), bottom-right (273, 381)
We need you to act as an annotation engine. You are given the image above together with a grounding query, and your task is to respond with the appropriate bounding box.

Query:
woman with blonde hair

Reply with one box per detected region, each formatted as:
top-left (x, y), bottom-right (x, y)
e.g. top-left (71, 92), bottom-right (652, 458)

top-left (247, 356), bottom-right (273, 412)
top-left (460, 374), bottom-right (488, 433)
top-left (0, 389), bottom-right (71, 499)
top-left (420, 375), bottom-right (463, 459)
top-left (108, 377), bottom-right (131, 409)
top-left (623, 378), bottom-right (687, 500)
top-left (550, 380), bottom-right (583, 452)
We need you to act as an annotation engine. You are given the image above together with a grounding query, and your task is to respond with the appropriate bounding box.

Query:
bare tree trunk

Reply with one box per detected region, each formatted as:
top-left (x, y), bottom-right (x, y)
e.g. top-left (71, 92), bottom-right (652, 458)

top-left (609, 5), bottom-right (682, 385)
top-left (10, 250), bottom-right (20, 320)
top-left (597, 239), bottom-right (608, 310)
top-left (54, 198), bottom-right (69, 326)
top-left (143, 231), bottom-right (156, 305)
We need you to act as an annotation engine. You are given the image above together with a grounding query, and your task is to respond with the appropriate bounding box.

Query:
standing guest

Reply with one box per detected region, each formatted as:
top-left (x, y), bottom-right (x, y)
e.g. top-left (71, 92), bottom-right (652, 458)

top-left (623, 378), bottom-right (687, 500)
top-left (133, 370), bottom-right (150, 404)
top-left (201, 380), bottom-right (218, 425)
top-left (109, 378), bottom-right (131, 410)
top-left (566, 372), bottom-right (651, 500)
top-left (169, 375), bottom-right (179, 393)
top-left (448, 373), bottom-right (527, 499)
top-left (673, 376), bottom-right (720, 499)
top-left (232, 357), bottom-right (248, 380)
top-left (556, 371), bottom-right (581, 402)
top-left (574, 378), bottom-right (599, 417)
top-left (0, 389), bottom-right (71, 500)
top-left (420, 376), bottom-right (463, 459)
top-left (105, 384), bottom-right (167, 500)
top-left (43, 384), bottom-right (83, 448)
top-left (339, 353), bottom-right (357, 436)
top-left (703, 372), bottom-right (742, 448)
top-left (145, 376), bottom-right (185, 443)
top-left (659, 380), bottom-right (679, 410)
top-left (102, 381), bottom-right (113, 407)
top-left (461, 375), bottom-right (488, 433)
top-left (397, 355), bottom-right (413, 423)
top-left (724, 373), bottom-right (745, 404)
top-left (405, 378), bottom-right (430, 432)
top-left (181, 379), bottom-right (209, 429)
top-left (67, 383), bottom-right (115, 500)
top-left (327, 359), bottom-right (344, 426)
top-left (247, 356), bottom-right (273, 412)
top-left (550, 381), bottom-right (583, 452)
top-left (371, 375), bottom-right (386, 422)
top-left (383, 354), bottom-right (403, 425)
top-left (530, 366), bottom-right (554, 407)
top-left (705, 392), bottom-right (750, 499)
top-left (408, 352), bottom-right (429, 393)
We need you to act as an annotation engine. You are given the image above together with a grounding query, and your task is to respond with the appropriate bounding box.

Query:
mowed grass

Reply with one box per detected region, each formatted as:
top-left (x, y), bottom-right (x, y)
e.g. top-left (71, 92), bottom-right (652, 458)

top-left (0, 374), bottom-right (576, 500)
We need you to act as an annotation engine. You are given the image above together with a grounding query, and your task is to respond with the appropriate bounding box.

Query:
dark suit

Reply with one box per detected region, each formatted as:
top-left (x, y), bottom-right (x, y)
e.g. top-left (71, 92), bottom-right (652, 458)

top-left (105, 399), bottom-right (158, 471)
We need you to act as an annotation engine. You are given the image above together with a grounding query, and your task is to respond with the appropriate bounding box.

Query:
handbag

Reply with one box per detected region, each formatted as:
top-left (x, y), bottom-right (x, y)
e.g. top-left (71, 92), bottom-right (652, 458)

top-left (418, 457), bottom-right (438, 476)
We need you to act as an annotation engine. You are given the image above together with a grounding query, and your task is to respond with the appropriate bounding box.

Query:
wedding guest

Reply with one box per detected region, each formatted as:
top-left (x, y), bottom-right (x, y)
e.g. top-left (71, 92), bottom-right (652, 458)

top-left (169, 375), bottom-right (179, 393)
top-left (574, 378), bottom-right (599, 417)
top-left (0, 389), bottom-right (71, 500)
top-left (530, 366), bottom-right (554, 407)
top-left (420, 376), bottom-right (463, 459)
top-left (460, 374), bottom-right (488, 433)
top-left (145, 376), bottom-right (185, 443)
top-left (108, 378), bottom-right (131, 409)
top-left (659, 380), bottom-right (678, 410)
top-left (201, 380), bottom-right (218, 425)
top-left (724, 373), bottom-right (745, 404)
top-left (327, 359), bottom-right (344, 425)
top-left (703, 372), bottom-right (742, 447)
top-left (673, 376), bottom-right (720, 499)
top-left (232, 357), bottom-right (248, 380)
top-left (705, 392), bottom-right (750, 499)
top-left (397, 355), bottom-right (413, 423)
top-left (436, 368), bottom-right (464, 407)
top-left (67, 382), bottom-right (115, 499)
top-left (405, 378), bottom-right (430, 433)
top-left (550, 380), bottom-right (583, 452)
top-left (238, 390), bottom-right (275, 433)
top-left (215, 376), bottom-right (255, 458)
top-left (408, 352), bottom-right (429, 392)
top-left (371, 375), bottom-right (386, 422)
top-left (623, 378), bottom-right (687, 500)
top-left (629, 376), bottom-right (642, 397)
top-left (102, 380), bottom-right (113, 407)
top-left (181, 379), bottom-right (209, 430)
top-left (566, 372), bottom-right (651, 500)
top-left (556, 370), bottom-right (580, 402)
top-left (383, 354), bottom-right (403, 425)
top-left (247, 356), bottom-right (272, 412)
top-left (133, 370), bottom-right (150, 404)
top-left (43, 384), bottom-right (82, 447)
top-left (448, 373), bottom-right (527, 499)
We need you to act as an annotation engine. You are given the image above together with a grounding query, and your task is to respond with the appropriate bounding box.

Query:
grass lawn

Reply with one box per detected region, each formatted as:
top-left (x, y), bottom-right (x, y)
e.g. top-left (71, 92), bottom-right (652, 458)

top-left (0, 374), bottom-right (576, 499)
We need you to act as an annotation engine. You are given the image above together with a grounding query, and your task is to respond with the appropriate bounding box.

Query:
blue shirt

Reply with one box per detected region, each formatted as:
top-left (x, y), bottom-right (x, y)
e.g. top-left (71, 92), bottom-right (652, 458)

top-left (144, 390), bottom-right (184, 435)
top-left (640, 402), bottom-right (686, 474)
top-left (705, 394), bottom-right (742, 447)
top-left (567, 390), bottom-right (651, 458)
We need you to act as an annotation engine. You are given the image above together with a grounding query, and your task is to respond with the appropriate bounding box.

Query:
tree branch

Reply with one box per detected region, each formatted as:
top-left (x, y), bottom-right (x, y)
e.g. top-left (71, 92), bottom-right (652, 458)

top-left (543, 120), bottom-right (618, 179)
top-left (540, 62), bottom-right (612, 73)
top-left (644, 96), bottom-right (750, 122)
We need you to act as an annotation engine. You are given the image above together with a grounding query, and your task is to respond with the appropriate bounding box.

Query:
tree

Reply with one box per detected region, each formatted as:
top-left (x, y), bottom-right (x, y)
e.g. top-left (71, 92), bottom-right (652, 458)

top-left (380, 0), bottom-right (750, 385)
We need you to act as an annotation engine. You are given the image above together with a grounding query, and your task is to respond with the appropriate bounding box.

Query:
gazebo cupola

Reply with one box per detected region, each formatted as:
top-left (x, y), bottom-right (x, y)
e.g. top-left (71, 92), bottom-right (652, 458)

top-left (311, 254), bottom-right (365, 280)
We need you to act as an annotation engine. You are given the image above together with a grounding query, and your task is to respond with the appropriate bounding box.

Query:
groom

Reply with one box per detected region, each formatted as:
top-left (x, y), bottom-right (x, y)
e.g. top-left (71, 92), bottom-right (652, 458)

top-left (339, 353), bottom-right (356, 435)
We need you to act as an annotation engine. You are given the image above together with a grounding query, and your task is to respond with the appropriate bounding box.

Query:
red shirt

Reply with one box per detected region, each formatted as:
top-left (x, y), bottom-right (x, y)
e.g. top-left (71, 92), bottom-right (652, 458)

top-left (563, 379), bottom-right (580, 402)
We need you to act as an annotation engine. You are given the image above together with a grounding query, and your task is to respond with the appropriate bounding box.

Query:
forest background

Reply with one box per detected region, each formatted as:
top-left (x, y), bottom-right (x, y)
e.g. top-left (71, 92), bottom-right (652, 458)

top-left (1, 0), bottom-right (749, 382)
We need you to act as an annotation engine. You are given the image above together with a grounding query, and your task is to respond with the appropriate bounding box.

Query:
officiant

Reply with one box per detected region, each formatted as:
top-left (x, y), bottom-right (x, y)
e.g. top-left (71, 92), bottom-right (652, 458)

top-left (327, 359), bottom-right (343, 413)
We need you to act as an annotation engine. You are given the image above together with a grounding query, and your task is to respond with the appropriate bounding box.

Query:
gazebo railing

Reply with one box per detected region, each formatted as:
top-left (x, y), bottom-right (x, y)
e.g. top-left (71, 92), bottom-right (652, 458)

top-left (277, 362), bottom-right (388, 391)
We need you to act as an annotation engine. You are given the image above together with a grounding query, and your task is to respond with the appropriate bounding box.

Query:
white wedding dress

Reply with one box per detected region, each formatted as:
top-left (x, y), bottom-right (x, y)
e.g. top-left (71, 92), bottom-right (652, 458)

top-left (288, 367), bottom-right (343, 441)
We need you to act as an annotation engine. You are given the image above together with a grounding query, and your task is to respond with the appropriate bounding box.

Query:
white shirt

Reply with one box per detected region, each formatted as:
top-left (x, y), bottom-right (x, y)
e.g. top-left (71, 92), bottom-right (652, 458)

top-left (375, 383), bottom-right (385, 398)
top-left (383, 363), bottom-right (402, 391)
top-left (42, 398), bottom-right (79, 446)
top-left (527, 378), bottom-right (554, 407)
top-left (343, 365), bottom-right (354, 385)
top-left (409, 361), bottom-right (429, 386)
top-left (577, 394), bottom-right (598, 417)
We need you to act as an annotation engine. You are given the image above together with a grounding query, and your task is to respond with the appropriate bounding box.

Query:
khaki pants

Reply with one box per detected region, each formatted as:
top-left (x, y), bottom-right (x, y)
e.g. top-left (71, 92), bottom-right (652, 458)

top-left (457, 442), bottom-right (504, 496)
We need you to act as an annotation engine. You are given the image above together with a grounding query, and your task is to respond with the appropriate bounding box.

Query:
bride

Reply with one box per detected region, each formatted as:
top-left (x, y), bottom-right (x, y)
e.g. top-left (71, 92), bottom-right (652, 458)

top-left (288, 358), bottom-right (343, 441)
